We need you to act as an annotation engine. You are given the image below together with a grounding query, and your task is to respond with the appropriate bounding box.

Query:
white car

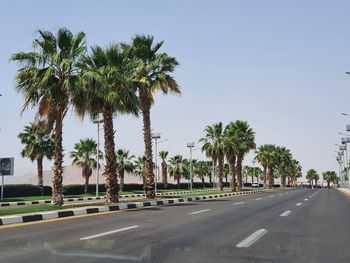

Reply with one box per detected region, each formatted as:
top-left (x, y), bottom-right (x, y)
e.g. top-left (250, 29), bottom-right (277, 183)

top-left (251, 183), bottom-right (259, 188)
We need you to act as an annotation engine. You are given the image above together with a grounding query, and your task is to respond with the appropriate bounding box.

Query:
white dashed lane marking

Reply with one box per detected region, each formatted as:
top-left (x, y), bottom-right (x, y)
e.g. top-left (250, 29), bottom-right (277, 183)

top-left (236, 229), bottom-right (268, 248)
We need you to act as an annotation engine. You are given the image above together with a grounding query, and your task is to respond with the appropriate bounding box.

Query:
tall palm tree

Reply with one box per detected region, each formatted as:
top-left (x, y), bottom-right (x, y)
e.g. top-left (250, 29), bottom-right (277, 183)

top-left (134, 156), bottom-right (146, 189)
top-left (255, 145), bottom-right (271, 187)
top-left (168, 155), bottom-right (185, 186)
top-left (76, 44), bottom-right (139, 203)
top-left (306, 169), bottom-right (319, 188)
top-left (18, 121), bottom-right (54, 195)
top-left (224, 121), bottom-right (255, 192)
top-left (200, 122), bottom-right (225, 190)
top-left (322, 171), bottom-right (337, 188)
top-left (195, 160), bottom-right (207, 187)
top-left (275, 147), bottom-right (292, 187)
top-left (11, 28), bottom-right (86, 205)
top-left (70, 138), bottom-right (102, 194)
top-left (126, 35), bottom-right (180, 198)
top-left (159, 151), bottom-right (169, 188)
top-left (116, 149), bottom-right (135, 192)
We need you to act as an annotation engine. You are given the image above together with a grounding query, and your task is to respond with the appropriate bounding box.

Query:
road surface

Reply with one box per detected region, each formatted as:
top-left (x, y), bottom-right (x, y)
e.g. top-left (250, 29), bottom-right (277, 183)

top-left (0, 188), bottom-right (349, 263)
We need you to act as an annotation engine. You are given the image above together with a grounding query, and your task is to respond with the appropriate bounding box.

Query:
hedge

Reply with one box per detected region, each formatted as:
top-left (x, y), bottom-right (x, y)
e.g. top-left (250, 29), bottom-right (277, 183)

top-left (2, 181), bottom-right (264, 198)
top-left (1, 184), bottom-right (52, 198)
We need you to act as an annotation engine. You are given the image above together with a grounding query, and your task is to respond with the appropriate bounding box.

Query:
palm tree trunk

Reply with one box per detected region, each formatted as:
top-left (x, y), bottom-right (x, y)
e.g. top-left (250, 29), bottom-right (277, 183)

top-left (229, 156), bottom-right (236, 192)
top-left (268, 167), bottom-right (274, 189)
top-left (84, 173), bottom-right (89, 194)
top-left (201, 177), bottom-right (205, 187)
top-left (140, 92), bottom-right (155, 199)
top-left (37, 157), bottom-right (44, 196)
top-left (119, 169), bottom-right (125, 192)
top-left (225, 175), bottom-right (228, 184)
top-left (218, 157), bottom-right (224, 191)
top-left (251, 175), bottom-right (254, 184)
top-left (162, 161), bottom-right (168, 188)
top-left (103, 109), bottom-right (118, 203)
top-left (263, 166), bottom-right (267, 188)
top-left (177, 176), bottom-right (180, 186)
top-left (209, 173), bottom-right (212, 184)
top-left (52, 111), bottom-right (64, 205)
top-left (236, 157), bottom-right (243, 192)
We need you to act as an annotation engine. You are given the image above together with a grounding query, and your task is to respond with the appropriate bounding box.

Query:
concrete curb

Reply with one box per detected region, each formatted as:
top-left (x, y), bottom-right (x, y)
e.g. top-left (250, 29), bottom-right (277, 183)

top-left (337, 188), bottom-right (350, 197)
top-left (0, 189), bottom-right (220, 207)
top-left (0, 190), bottom-right (263, 226)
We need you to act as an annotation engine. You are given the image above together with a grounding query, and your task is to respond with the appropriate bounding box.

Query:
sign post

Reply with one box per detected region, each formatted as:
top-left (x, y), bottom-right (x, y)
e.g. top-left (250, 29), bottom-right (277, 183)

top-left (0, 158), bottom-right (14, 200)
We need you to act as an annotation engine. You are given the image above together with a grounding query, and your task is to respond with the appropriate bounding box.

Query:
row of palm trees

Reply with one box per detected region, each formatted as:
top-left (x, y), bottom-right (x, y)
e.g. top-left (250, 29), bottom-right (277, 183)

top-left (199, 121), bottom-right (302, 191)
top-left (12, 28), bottom-right (180, 204)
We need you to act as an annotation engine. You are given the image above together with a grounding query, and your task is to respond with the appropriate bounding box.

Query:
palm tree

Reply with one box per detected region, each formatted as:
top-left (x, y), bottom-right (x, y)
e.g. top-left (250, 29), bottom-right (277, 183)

top-left (223, 163), bottom-right (229, 184)
top-left (126, 35), bottom-right (180, 198)
top-left (275, 147), bottom-right (292, 188)
top-left (255, 145), bottom-right (271, 187)
top-left (254, 167), bottom-right (263, 183)
top-left (195, 160), bottom-right (207, 187)
top-left (224, 121), bottom-right (255, 191)
top-left (134, 156), bottom-right (146, 188)
top-left (116, 149), bottom-right (135, 192)
top-left (159, 151), bottom-right (169, 188)
top-left (76, 44), bottom-right (139, 203)
top-left (200, 122), bottom-right (225, 190)
top-left (306, 169), bottom-right (319, 188)
top-left (70, 138), bottom-right (102, 194)
top-left (168, 155), bottom-right (186, 186)
top-left (11, 28), bottom-right (86, 205)
top-left (322, 171), bottom-right (337, 188)
top-left (18, 121), bottom-right (54, 195)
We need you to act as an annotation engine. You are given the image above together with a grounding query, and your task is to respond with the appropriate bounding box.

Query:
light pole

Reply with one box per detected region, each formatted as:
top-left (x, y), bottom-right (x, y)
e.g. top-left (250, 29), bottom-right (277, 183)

top-left (341, 137), bottom-right (350, 187)
top-left (252, 159), bottom-right (256, 184)
top-left (187, 142), bottom-right (195, 191)
top-left (152, 133), bottom-right (161, 195)
top-left (93, 118), bottom-right (103, 197)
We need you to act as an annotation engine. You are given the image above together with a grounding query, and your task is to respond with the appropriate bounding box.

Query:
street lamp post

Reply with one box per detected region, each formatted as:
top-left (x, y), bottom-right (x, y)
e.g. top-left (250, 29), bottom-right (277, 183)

top-left (152, 133), bottom-right (161, 195)
top-left (93, 118), bottom-right (103, 197)
top-left (187, 142), bottom-right (195, 192)
top-left (252, 159), bottom-right (256, 184)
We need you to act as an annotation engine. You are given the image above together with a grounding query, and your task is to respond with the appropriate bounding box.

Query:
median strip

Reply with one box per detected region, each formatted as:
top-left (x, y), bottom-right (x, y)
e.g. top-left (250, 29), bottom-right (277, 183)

top-left (0, 190), bottom-right (264, 226)
top-left (236, 229), bottom-right (267, 248)
top-left (0, 189), bottom-right (220, 207)
top-left (80, 225), bottom-right (139, 240)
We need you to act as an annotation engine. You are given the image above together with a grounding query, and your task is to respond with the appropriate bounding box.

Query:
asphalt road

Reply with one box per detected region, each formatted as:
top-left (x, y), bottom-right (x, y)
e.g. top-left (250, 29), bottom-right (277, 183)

top-left (1, 188), bottom-right (349, 263)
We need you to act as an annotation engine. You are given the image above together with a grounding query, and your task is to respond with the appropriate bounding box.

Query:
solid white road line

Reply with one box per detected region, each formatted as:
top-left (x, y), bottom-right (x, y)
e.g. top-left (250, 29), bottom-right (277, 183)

top-left (280, 210), bottom-right (292, 217)
top-left (80, 225), bottom-right (139, 240)
top-left (255, 198), bottom-right (263, 200)
top-left (296, 203), bottom-right (302, 206)
top-left (304, 198), bottom-right (308, 201)
top-left (309, 195), bottom-right (312, 198)
top-left (233, 201), bottom-right (245, 205)
top-left (189, 209), bottom-right (211, 215)
top-left (269, 195), bottom-right (275, 197)
top-left (236, 229), bottom-right (268, 248)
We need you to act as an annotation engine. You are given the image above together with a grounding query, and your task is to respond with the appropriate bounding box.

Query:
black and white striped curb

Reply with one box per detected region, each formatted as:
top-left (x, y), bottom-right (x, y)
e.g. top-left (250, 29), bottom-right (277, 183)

top-left (0, 188), bottom-right (219, 207)
top-left (0, 190), bottom-right (263, 226)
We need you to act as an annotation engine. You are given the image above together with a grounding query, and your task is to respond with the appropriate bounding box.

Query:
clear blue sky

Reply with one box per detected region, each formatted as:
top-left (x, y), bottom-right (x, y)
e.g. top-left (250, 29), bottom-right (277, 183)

top-left (1, 0), bottom-right (349, 181)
